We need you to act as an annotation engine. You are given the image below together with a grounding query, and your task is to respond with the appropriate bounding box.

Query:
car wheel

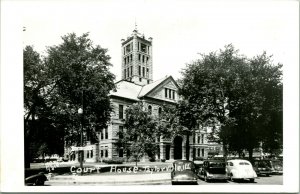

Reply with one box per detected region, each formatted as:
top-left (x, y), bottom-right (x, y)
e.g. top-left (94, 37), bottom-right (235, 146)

top-left (204, 175), bottom-right (207, 182)
top-left (249, 178), bottom-right (255, 183)
top-left (35, 178), bottom-right (44, 186)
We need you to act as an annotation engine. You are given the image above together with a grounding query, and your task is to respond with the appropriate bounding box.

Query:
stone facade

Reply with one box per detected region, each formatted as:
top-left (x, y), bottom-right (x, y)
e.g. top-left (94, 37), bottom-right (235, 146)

top-left (66, 29), bottom-right (209, 163)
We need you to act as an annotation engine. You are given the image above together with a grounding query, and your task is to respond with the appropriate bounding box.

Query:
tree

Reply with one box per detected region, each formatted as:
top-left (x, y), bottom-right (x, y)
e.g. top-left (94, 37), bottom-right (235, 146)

top-left (44, 32), bottom-right (115, 147)
top-left (179, 45), bottom-right (283, 160)
top-left (24, 33), bottom-right (115, 167)
top-left (120, 103), bottom-right (157, 165)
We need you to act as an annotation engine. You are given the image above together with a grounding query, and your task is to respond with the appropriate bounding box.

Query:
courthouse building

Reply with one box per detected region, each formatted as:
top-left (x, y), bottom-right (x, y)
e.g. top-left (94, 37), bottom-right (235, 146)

top-left (68, 28), bottom-right (209, 162)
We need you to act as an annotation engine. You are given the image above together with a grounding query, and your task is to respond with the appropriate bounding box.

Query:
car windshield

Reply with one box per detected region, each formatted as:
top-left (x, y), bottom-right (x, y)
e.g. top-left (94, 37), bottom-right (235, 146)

top-left (257, 161), bottom-right (272, 168)
top-left (239, 162), bottom-right (250, 165)
top-left (209, 162), bottom-right (225, 168)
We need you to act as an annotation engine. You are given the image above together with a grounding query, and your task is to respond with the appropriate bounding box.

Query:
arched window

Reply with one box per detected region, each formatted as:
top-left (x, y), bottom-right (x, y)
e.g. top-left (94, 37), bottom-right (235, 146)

top-left (148, 105), bottom-right (152, 114)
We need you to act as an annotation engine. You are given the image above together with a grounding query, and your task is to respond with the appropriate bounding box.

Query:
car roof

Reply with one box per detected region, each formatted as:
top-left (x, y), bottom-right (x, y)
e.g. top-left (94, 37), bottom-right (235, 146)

top-left (227, 159), bottom-right (250, 163)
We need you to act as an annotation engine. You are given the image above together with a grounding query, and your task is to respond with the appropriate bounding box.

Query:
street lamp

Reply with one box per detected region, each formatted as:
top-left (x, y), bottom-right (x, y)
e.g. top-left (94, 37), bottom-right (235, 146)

top-left (78, 107), bottom-right (84, 175)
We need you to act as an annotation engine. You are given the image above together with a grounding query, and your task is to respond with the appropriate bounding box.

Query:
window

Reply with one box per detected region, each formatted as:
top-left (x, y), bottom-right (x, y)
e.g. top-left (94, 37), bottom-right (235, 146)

top-left (165, 88), bottom-right (168, 98)
top-left (146, 57), bottom-right (149, 64)
top-left (146, 68), bottom-right (149, 78)
top-left (119, 104), bottom-right (124, 119)
top-left (100, 150), bottom-right (103, 157)
top-left (148, 105), bottom-right (152, 114)
top-left (147, 46), bottom-right (149, 53)
top-left (127, 67), bottom-right (129, 77)
top-left (197, 135), bottom-right (200, 144)
top-left (138, 42), bottom-right (140, 51)
top-left (119, 126), bottom-right (123, 139)
top-left (147, 80), bottom-right (150, 84)
top-left (130, 54), bottom-right (132, 62)
top-left (142, 67), bottom-right (145, 77)
top-left (101, 129), bottom-right (104, 139)
top-left (124, 69), bottom-right (126, 79)
top-left (105, 127), bottom-right (108, 139)
top-left (138, 54), bottom-right (141, 61)
top-left (130, 66), bottom-right (133, 76)
top-left (126, 44), bottom-right (131, 53)
top-left (169, 89), bottom-right (172, 98)
top-left (202, 149), bottom-right (204, 157)
top-left (158, 107), bottom-right (162, 117)
top-left (105, 149), bottom-right (108, 157)
top-left (139, 78), bottom-right (142, 82)
top-left (198, 148), bottom-right (200, 157)
top-left (172, 90), bottom-right (175, 99)
top-left (201, 134), bottom-right (204, 144)
top-left (87, 151), bottom-right (89, 158)
top-left (124, 58), bottom-right (126, 65)
top-left (142, 55), bottom-right (145, 63)
top-left (141, 43), bottom-right (147, 53)
top-left (138, 66), bottom-right (141, 76)
top-left (119, 148), bottom-right (123, 157)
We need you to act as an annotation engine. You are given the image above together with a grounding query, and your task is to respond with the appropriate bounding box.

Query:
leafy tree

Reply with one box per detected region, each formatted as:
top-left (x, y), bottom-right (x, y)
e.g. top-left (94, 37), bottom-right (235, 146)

top-left (44, 32), bottom-right (115, 147)
top-left (179, 45), bottom-right (283, 160)
top-left (24, 33), bottom-right (115, 167)
top-left (120, 103), bottom-right (157, 165)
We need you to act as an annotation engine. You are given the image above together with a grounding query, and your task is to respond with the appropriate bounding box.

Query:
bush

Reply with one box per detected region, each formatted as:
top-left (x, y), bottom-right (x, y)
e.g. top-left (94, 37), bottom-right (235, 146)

top-left (102, 158), bottom-right (124, 164)
top-left (149, 158), bottom-right (156, 162)
top-left (161, 159), bottom-right (166, 162)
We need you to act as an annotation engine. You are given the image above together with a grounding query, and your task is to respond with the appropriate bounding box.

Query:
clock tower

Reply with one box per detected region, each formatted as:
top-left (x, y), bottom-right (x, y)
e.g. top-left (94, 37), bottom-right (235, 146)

top-left (121, 28), bottom-right (153, 85)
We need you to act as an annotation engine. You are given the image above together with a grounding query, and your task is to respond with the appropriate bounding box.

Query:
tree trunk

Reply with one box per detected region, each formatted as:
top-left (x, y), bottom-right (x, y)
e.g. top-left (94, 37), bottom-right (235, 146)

top-left (248, 148), bottom-right (253, 163)
top-left (223, 143), bottom-right (228, 162)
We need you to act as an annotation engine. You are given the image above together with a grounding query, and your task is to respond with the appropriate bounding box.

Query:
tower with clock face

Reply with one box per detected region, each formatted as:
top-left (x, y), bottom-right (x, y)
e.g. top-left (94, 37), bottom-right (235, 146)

top-left (121, 29), bottom-right (153, 85)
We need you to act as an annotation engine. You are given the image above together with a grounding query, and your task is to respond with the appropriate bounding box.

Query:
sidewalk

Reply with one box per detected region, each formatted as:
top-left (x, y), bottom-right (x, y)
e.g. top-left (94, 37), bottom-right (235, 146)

top-left (46, 172), bottom-right (171, 185)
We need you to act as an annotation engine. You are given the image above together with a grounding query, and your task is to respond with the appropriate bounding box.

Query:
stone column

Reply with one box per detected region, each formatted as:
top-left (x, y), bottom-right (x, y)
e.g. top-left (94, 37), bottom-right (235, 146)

top-left (182, 146), bottom-right (186, 160)
top-left (170, 145), bottom-right (174, 160)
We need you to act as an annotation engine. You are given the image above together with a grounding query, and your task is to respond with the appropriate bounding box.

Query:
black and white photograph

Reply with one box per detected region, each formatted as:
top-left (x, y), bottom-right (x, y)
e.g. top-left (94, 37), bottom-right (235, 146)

top-left (0, 0), bottom-right (299, 192)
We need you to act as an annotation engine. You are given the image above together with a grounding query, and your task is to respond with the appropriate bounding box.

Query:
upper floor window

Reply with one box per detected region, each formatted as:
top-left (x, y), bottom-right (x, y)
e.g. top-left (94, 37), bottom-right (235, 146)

top-left (119, 125), bottom-right (123, 139)
top-left (158, 107), bottom-right (162, 117)
top-left (165, 88), bottom-right (176, 100)
top-left (125, 44), bottom-right (131, 53)
top-left (148, 105), bottom-right (152, 115)
top-left (141, 43), bottom-right (147, 53)
top-left (119, 104), bottom-right (124, 119)
top-left (105, 127), bottom-right (108, 139)
top-left (138, 66), bottom-right (141, 76)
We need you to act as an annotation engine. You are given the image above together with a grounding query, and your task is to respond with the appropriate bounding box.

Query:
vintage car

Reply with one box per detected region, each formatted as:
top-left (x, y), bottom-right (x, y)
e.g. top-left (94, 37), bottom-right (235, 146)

top-left (25, 171), bottom-right (47, 186)
top-left (271, 159), bottom-right (283, 175)
top-left (252, 160), bottom-right (275, 176)
top-left (171, 160), bottom-right (198, 185)
top-left (198, 159), bottom-right (227, 182)
top-left (226, 159), bottom-right (257, 182)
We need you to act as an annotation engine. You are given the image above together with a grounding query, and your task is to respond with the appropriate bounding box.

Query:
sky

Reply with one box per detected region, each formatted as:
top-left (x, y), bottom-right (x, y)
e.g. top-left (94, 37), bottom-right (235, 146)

top-left (1, 0), bottom-right (299, 192)
top-left (20, 0), bottom-right (299, 82)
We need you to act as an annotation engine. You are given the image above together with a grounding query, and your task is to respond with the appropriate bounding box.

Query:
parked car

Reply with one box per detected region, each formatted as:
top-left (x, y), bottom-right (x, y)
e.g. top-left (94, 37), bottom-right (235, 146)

top-left (226, 159), bottom-right (257, 182)
top-left (198, 159), bottom-right (227, 182)
top-left (25, 171), bottom-right (47, 186)
top-left (271, 159), bottom-right (283, 175)
top-left (252, 159), bottom-right (275, 176)
top-left (171, 160), bottom-right (198, 185)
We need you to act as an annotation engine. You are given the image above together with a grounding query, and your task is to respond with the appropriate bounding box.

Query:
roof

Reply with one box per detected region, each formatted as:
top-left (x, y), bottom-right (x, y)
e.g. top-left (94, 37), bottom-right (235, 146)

top-left (138, 76), bottom-right (169, 97)
top-left (109, 80), bottom-right (142, 101)
top-left (110, 76), bottom-right (178, 101)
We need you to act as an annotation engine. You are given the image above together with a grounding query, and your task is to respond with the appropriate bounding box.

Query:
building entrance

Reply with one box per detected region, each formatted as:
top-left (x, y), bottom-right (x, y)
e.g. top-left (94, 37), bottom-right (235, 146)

top-left (173, 136), bottom-right (183, 159)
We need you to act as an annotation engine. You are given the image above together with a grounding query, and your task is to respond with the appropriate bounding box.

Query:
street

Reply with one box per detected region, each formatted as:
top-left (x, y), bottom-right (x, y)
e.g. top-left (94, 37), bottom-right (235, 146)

top-left (45, 174), bottom-right (283, 186)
